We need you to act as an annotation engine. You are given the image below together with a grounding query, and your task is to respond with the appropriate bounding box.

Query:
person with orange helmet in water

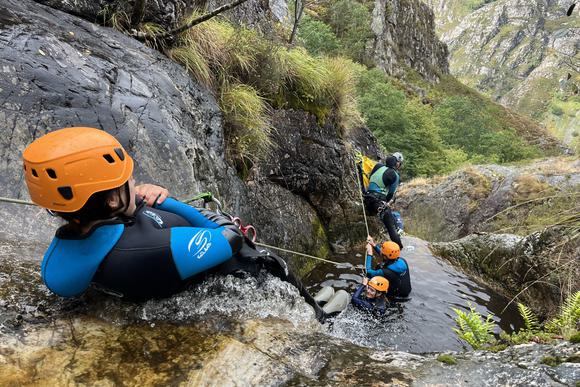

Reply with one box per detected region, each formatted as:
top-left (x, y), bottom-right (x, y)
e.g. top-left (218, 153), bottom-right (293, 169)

top-left (351, 276), bottom-right (390, 314)
top-left (365, 236), bottom-right (411, 299)
top-left (22, 127), bottom-right (326, 320)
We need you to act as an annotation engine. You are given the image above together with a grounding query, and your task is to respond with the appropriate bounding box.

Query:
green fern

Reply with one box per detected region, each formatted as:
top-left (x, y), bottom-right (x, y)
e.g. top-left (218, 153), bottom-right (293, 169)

top-left (546, 291), bottom-right (580, 338)
top-left (452, 303), bottom-right (496, 350)
top-left (517, 303), bottom-right (540, 333)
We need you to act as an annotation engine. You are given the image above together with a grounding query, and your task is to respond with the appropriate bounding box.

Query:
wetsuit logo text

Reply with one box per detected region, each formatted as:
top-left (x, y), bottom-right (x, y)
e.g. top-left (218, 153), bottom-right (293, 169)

top-left (187, 230), bottom-right (212, 260)
top-left (143, 210), bottom-right (164, 228)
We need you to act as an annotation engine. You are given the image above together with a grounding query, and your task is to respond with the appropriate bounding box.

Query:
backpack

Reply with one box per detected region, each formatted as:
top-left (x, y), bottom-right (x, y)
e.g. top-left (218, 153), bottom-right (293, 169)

top-left (356, 154), bottom-right (378, 190)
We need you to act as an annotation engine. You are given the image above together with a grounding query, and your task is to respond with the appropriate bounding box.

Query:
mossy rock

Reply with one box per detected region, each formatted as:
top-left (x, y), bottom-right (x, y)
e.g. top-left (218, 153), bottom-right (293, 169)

top-left (540, 356), bottom-right (562, 367)
top-left (569, 332), bottom-right (580, 344)
top-left (436, 354), bottom-right (457, 365)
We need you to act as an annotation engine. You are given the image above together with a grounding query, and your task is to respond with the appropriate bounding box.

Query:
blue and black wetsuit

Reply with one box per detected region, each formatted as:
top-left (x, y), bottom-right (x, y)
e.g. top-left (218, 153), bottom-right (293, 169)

top-left (351, 284), bottom-right (388, 314)
top-left (366, 248), bottom-right (412, 299)
top-left (41, 198), bottom-right (325, 319)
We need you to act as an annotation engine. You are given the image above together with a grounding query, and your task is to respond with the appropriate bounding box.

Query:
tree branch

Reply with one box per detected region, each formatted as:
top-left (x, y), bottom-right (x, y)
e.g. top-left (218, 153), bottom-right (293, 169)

top-left (158, 0), bottom-right (250, 39)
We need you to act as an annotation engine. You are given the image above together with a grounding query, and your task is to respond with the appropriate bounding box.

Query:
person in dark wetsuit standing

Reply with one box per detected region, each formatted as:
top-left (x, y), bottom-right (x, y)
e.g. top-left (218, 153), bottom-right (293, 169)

top-left (365, 237), bottom-right (411, 299)
top-left (22, 127), bottom-right (325, 319)
top-left (363, 153), bottom-right (404, 249)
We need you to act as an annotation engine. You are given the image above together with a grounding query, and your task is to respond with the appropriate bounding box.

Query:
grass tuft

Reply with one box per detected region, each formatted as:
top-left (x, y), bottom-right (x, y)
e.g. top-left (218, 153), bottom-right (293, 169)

top-left (169, 46), bottom-right (212, 87)
top-left (220, 83), bottom-right (273, 160)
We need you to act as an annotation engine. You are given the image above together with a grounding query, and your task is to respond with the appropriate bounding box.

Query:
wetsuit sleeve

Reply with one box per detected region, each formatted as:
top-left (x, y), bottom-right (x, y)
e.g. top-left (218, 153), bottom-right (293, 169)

top-left (169, 226), bottom-right (242, 280)
top-left (365, 254), bottom-right (384, 277)
top-left (382, 169), bottom-right (398, 202)
top-left (155, 197), bottom-right (223, 228)
top-left (351, 284), bottom-right (374, 311)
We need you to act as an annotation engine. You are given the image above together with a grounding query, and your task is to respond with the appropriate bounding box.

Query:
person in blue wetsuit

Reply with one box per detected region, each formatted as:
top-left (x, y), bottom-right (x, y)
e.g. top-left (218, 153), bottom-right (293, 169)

top-left (365, 237), bottom-right (411, 299)
top-left (22, 127), bottom-right (325, 319)
top-left (351, 276), bottom-right (390, 315)
top-left (363, 153), bottom-right (404, 249)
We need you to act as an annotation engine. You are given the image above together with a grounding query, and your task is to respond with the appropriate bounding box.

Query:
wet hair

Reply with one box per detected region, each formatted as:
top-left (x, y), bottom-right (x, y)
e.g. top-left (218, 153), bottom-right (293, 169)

top-left (56, 183), bottom-right (129, 234)
top-left (385, 155), bottom-right (398, 168)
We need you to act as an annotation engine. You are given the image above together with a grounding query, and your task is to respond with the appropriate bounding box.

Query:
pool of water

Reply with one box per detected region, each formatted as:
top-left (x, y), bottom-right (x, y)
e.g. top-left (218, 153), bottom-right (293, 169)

top-left (303, 236), bottom-right (523, 353)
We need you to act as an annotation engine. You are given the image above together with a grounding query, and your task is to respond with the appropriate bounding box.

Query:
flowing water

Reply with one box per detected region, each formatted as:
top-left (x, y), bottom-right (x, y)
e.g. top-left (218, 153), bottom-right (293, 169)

top-left (0, 235), bottom-right (535, 385)
top-left (304, 236), bottom-right (522, 353)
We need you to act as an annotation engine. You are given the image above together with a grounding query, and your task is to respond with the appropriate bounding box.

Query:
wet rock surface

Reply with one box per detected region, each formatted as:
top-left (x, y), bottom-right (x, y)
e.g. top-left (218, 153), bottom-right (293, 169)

top-left (1, 236), bottom-right (578, 386)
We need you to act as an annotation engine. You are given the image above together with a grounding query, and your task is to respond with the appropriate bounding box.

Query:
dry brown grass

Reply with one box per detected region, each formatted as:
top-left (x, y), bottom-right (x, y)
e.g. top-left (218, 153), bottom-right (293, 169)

top-left (512, 174), bottom-right (555, 203)
top-left (464, 167), bottom-right (492, 201)
top-left (529, 157), bottom-right (580, 177)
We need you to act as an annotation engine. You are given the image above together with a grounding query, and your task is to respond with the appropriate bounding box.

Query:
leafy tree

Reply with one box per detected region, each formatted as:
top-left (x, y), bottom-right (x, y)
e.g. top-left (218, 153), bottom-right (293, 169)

top-left (356, 69), bottom-right (466, 177)
top-left (435, 96), bottom-right (538, 163)
top-left (297, 15), bottom-right (341, 57)
top-left (326, 0), bottom-right (373, 63)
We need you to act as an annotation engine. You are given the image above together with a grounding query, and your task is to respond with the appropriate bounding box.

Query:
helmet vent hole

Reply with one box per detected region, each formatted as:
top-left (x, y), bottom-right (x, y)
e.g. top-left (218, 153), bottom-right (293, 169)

top-left (103, 154), bottom-right (115, 164)
top-left (114, 148), bottom-right (125, 161)
top-left (57, 186), bottom-right (73, 200)
top-left (31, 169), bottom-right (38, 177)
top-left (46, 169), bottom-right (57, 179)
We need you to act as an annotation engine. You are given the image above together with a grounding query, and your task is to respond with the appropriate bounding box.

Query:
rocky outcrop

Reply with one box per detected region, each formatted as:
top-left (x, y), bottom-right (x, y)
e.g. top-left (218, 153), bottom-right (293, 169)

top-left (1, 312), bottom-right (578, 385)
top-left (397, 158), bottom-right (580, 242)
top-left (33, 0), bottom-right (287, 33)
top-left (431, 228), bottom-right (579, 317)
top-left (426, 0), bottom-right (580, 151)
top-left (371, 0), bottom-right (450, 82)
top-left (397, 157), bottom-right (579, 316)
top-left (0, 0), bottom-right (378, 265)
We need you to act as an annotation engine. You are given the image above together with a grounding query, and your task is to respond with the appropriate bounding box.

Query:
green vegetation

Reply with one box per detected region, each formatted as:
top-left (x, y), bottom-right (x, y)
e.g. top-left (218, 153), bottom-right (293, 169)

top-left (298, 15), bottom-right (340, 57)
top-left (436, 354), bottom-right (458, 365)
top-left (541, 356), bottom-right (562, 367)
top-left (97, 0), bottom-right (559, 179)
top-left (296, 3), bottom-right (544, 178)
top-left (453, 292), bottom-right (580, 350)
top-left (452, 303), bottom-right (495, 350)
top-left (326, 0), bottom-right (373, 63)
top-left (166, 11), bottom-right (361, 170)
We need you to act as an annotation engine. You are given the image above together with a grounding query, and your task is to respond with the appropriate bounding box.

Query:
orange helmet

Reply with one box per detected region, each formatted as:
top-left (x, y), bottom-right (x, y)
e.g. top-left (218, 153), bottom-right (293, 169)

top-left (22, 127), bottom-right (134, 212)
top-left (381, 241), bottom-right (400, 260)
top-left (368, 276), bottom-right (389, 293)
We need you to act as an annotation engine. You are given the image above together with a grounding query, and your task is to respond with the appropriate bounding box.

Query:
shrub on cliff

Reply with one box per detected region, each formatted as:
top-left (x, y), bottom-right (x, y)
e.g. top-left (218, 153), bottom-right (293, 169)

top-left (168, 11), bottom-right (361, 169)
top-left (297, 15), bottom-right (340, 57)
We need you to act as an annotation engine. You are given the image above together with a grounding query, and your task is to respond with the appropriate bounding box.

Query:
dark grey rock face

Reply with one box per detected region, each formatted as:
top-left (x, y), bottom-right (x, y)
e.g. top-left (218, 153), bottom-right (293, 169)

top-left (264, 110), bottom-right (383, 247)
top-left (371, 0), bottom-right (450, 82)
top-left (33, 0), bottom-right (199, 29)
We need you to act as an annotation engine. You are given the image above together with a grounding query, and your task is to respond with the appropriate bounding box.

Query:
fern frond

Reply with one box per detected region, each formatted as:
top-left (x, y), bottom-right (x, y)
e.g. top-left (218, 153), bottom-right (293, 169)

top-left (517, 303), bottom-right (539, 333)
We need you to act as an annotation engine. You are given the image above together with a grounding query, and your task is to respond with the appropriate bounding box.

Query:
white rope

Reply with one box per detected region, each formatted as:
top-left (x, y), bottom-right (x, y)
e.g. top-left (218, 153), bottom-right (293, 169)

top-left (352, 154), bottom-right (371, 276)
top-left (255, 242), bottom-right (343, 265)
top-left (353, 156), bottom-right (370, 237)
top-left (0, 196), bottom-right (36, 206)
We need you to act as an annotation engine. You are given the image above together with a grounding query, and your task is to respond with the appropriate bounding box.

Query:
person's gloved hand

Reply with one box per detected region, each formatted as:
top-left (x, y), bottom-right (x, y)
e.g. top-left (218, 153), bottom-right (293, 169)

top-left (366, 243), bottom-right (374, 256)
top-left (367, 235), bottom-right (376, 246)
top-left (135, 184), bottom-right (169, 206)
